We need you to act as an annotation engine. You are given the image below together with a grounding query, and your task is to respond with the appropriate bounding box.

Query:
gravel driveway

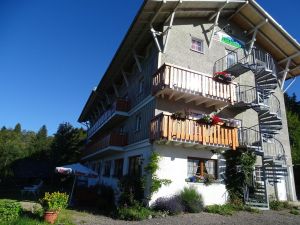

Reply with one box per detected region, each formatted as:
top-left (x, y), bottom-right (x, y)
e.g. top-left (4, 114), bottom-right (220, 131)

top-left (71, 210), bottom-right (300, 225)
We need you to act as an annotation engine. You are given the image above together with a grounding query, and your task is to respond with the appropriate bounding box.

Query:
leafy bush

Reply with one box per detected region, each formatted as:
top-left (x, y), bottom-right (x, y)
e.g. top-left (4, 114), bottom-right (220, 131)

top-left (152, 196), bottom-right (184, 215)
top-left (0, 199), bottom-right (22, 222)
top-left (118, 175), bottom-right (144, 206)
top-left (97, 184), bottom-right (116, 213)
top-left (117, 203), bottom-right (152, 221)
top-left (290, 209), bottom-right (300, 215)
top-left (40, 192), bottom-right (68, 212)
top-left (205, 204), bottom-right (235, 216)
top-left (179, 187), bottom-right (204, 213)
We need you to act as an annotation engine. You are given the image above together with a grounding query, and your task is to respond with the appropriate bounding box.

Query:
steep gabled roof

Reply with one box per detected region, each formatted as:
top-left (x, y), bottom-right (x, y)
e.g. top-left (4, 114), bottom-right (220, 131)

top-left (78, 0), bottom-right (300, 122)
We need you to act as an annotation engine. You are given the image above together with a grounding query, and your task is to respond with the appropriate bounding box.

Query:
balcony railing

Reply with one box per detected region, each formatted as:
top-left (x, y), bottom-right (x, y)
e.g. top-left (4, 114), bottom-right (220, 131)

top-left (83, 132), bottom-right (127, 158)
top-left (214, 48), bottom-right (278, 76)
top-left (87, 98), bottom-right (130, 139)
top-left (152, 63), bottom-right (238, 106)
top-left (150, 113), bottom-right (239, 150)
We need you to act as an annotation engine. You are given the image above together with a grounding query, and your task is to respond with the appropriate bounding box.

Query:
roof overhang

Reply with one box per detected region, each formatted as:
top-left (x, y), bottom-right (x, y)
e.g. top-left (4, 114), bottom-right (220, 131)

top-left (78, 0), bottom-right (300, 122)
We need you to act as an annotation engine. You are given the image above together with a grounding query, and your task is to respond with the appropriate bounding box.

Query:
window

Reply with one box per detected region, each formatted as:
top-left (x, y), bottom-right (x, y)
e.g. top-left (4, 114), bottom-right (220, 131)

top-left (128, 155), bottom-right (142, 176)
top-left (113, 158), bottom-right (124, 178)
top-left (103, 161), bottom-right (111, 177)
top-left (135, 115), bottom-right (142, 132)
top-left (226, 49), bottom-right (237, 68)
top-left (191, 38), bottom-right (204, 53)
top-left (138, 78), bottom-right (144, 95)
top-left (187, 158), bottom-right (217, 178)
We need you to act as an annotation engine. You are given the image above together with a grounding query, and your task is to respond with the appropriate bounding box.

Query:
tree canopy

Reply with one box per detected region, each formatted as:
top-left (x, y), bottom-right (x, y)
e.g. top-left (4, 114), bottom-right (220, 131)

top-left (285, 93), bottom-right (300, 165)
top-left (0, 122), bottom-right (86, 180)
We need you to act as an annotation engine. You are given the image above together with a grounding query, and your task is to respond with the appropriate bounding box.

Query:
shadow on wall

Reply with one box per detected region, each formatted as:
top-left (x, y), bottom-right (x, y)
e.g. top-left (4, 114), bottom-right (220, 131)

top-left (293, 165), bottom-right (300, 200)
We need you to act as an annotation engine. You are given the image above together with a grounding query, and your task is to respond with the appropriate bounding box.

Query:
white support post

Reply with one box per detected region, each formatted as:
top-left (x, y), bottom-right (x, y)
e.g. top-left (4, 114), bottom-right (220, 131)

top-left (121, 70), bottom-right (129, 87)
top-left (149, 1), bottom-right (165, 53)
top-left (151, 26), bottom-right (162, 52)
top-left (163, 0), bottom-right (182, 53)
top-left (281, 59), bottom-right (291, 90)
top-left (246, 19), bottom-right (268, 58)
top-left (104, 92), bottom-right (110, 105)
top-left (208, 0), bottom-right (229, 48)
top-left (228, 1), bottom-right (249, 21)
top-left (283, 77), bottom-right (297, 93)
top-left (246, 19), bottom-right (268, 36)
top-left (133, 51), bottom-right (142, 72)
top-left (112, 83), bottom-right (119, 97)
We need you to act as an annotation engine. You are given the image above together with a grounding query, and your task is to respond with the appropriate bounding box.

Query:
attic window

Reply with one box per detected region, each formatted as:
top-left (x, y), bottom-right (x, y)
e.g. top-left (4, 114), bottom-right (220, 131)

top-left (191, 38), bottom-right (204, 53)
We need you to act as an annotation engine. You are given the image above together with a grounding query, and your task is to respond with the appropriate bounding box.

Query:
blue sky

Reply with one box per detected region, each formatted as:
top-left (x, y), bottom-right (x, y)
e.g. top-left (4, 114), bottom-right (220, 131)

top-left (0, 0), bottom-right (299, 135)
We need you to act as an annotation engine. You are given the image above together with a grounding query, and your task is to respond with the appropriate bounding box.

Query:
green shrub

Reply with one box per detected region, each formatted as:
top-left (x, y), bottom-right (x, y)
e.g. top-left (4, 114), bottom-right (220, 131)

top-left (205, 204), bottom-right (235, 216)
top-left (269, 200), bottom-right (293, 211)
top-left (152, 196), bottom-right (184, 215)
top-left (0, 199), bottom-right (22, 222)
top-left (179, 187), bottom-right (204, 213)
top-left (40, 192), bottom-right (68, 212)
top-left (243, 206), bottom-right (260, 214)
top-left (117, 203), bottom-right (152, 221)
top-left (118, 175), bottom-right (144, 206)
top-left (290, 209), bottom-right (300, 215)
top-left (97, 184), bottom-right (116, 214)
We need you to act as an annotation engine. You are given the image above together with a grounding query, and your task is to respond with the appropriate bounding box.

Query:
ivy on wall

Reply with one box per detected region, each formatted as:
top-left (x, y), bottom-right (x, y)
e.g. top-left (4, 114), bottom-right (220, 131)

top-left (143, 152), bottom-right (171, 200)
top-left (223, 150), bottom-right (256, 202)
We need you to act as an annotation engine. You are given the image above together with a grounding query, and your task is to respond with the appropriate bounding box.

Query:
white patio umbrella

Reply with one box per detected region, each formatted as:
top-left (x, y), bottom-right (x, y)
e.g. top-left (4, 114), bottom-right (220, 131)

top-left (55, 163), bottom-right (98, 205)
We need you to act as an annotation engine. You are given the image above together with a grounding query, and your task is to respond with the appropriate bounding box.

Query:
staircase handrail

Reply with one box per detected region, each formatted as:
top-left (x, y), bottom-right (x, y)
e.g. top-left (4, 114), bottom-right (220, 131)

top-left (263, 93), bottom-right (281, 118)
top-left (214, 47), bottom-right (278, 76)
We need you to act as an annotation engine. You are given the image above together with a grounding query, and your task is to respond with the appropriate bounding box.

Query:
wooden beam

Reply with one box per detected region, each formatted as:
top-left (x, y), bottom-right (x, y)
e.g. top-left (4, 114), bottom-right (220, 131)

top-left (278, 52), bottom-right (300, 64)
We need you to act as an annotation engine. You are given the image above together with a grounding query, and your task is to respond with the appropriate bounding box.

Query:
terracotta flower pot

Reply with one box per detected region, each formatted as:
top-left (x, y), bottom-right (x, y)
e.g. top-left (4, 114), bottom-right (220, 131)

top-left (44, 211), bottom-right (58, 224)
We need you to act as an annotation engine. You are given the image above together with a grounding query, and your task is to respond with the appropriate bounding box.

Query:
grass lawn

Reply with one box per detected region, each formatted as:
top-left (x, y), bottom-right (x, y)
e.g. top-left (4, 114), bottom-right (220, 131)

top-left (0, 206), bottom-right (76, 225)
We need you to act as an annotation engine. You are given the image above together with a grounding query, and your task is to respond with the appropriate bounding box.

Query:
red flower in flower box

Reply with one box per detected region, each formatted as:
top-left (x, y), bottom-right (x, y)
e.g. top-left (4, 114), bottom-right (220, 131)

top-left (211, 115), bottom-right (222, 125)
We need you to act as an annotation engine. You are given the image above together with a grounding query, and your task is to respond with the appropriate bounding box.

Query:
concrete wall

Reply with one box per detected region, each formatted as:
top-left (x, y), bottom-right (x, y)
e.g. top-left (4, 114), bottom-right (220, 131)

top-left (151, 144), bottom-right (228, 206)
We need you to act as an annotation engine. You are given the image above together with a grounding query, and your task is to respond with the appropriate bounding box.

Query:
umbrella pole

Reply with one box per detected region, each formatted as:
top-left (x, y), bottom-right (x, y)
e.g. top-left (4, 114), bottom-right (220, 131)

top-left (69, 176), bottom-right (77, 206)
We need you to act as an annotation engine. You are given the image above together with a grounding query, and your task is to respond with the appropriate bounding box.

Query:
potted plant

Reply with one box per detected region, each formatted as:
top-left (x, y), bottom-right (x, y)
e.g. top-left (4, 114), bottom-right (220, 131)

top-left (197, 114), bottom-right (223, 126)
top-left (213, 71), bottom-right (233, 83)
top-left (40, 192), bottom-right (69, 224)
top-left (171, 111), bottom-right (186, 121)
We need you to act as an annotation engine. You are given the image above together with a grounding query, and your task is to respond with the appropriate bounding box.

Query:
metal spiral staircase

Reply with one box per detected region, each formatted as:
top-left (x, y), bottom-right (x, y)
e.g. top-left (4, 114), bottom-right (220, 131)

top-left (214, 48), bottom-right (287, 209)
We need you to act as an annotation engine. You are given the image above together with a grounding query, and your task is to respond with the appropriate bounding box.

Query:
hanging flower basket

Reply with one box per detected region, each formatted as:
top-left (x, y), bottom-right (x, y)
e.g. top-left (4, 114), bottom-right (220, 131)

top-left (213, 71), bottom-right (233, 83)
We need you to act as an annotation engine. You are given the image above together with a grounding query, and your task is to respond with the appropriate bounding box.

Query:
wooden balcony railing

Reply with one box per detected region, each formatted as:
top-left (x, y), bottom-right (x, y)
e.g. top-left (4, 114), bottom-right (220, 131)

top-left (152, 63), bottom-right (237, 105)
top-left (87, 98), bottom-right (130, 138)
top-left (150, 114), bottom-right (239, 150)
top-left (83, 132), bottom-right (127, 157)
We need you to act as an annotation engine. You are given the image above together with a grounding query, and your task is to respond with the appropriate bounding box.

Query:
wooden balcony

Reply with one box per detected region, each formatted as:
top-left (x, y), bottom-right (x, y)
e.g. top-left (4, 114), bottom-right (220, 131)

top-left (87, 98), bottom-right (130, 139)
top-left (152, 64), bottom-right (238, 108)
top-left (150, 113), bottom-right (239, 150)
top-left (82, 132), bottom-right (127, 159)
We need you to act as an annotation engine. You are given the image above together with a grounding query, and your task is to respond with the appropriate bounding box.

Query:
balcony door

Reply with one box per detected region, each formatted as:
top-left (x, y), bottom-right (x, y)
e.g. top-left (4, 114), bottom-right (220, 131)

top-left (226, 49), bottom-right (238, 69)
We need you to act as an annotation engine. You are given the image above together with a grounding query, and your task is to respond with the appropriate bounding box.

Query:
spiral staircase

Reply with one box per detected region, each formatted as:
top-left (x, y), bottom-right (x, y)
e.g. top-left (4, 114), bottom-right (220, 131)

top-left (214, 48), bottom-right (288, 209)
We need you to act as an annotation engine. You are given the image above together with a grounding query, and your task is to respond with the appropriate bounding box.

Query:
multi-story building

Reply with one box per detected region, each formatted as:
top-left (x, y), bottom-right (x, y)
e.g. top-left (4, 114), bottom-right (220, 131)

top-left (78, 0), bottom-right (300, 208)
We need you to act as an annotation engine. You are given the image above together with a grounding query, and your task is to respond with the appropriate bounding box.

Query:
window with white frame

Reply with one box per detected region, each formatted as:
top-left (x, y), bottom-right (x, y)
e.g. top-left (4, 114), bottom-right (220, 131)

top-left (191, 38), bottom-right (204, 53)
top-left (187, 158), bottom-right (217, 178)
top-left (135, 115), bottom-right (142, 132)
